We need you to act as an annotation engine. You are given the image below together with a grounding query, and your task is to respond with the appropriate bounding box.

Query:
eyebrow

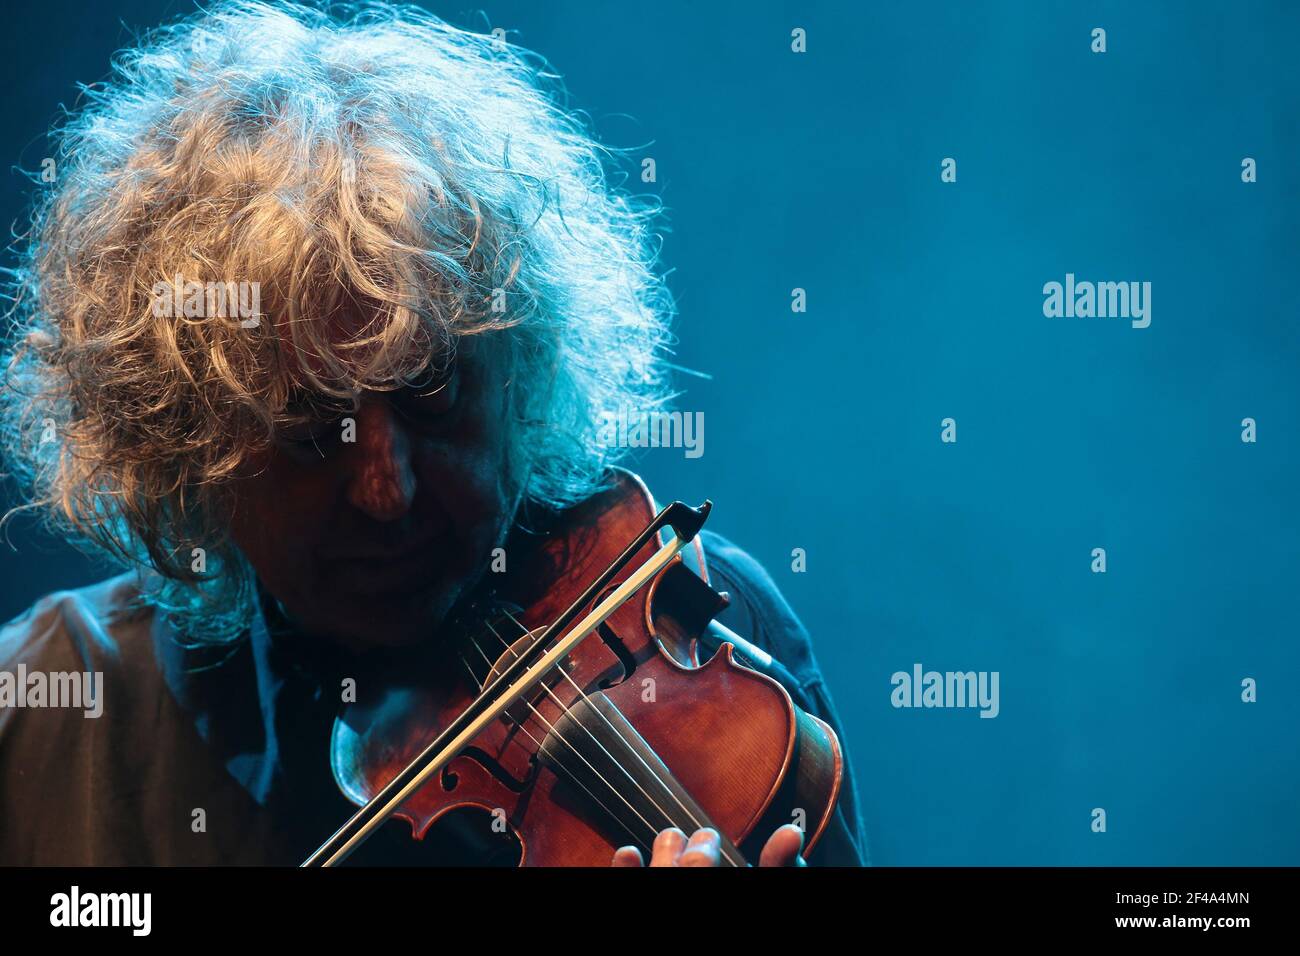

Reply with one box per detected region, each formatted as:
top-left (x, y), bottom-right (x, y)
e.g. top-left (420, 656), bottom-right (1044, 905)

top-left (280, 391), bottom-right (349, 421)
top-left (276, 351), bottom-right (458, 415)
top-left (280, 392), bottom-right (321, 417)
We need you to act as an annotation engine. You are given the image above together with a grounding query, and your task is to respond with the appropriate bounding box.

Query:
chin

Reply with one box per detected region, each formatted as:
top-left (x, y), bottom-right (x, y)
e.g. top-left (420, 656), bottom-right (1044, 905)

top-left (314, 586), bottom-right (457, 653)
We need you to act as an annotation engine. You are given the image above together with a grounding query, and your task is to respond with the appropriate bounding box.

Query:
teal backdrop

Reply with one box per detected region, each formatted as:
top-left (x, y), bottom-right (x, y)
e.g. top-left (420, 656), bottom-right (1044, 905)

top-left (1, 1), bottom-right (1296, 864)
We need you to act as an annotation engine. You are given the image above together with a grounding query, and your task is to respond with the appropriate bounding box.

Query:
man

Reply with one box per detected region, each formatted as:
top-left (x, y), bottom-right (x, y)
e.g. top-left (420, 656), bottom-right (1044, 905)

top-left (0, 0), bottom-right (865, 867)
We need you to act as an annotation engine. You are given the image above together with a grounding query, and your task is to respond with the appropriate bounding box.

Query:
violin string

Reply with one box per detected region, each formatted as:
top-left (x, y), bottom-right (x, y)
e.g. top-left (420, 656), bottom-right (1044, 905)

top-left (455, 653), bottom-right (659, 852)
top-left (482, 616), bottom-right (739, 866)
top-left (476, 622), bottom-right (697, 841)
top-left (494, 611), bottom-right (731, 858)
top-left (458, 643), bottom-right (662, 850)
top-left (462, 636), bottom-right (669, 850)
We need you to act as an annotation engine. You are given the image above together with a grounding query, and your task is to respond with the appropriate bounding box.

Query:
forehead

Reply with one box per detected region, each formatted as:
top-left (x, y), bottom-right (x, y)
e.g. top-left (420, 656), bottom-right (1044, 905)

top-left (270, 294), bottom-right (456, 395)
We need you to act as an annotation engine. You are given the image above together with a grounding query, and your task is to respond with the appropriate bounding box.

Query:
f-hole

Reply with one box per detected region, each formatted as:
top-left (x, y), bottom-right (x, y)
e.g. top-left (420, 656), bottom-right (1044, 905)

top-left (442, 747), bottom-right (537, 794)
top-left (592, 584), bottom-right (638, 688)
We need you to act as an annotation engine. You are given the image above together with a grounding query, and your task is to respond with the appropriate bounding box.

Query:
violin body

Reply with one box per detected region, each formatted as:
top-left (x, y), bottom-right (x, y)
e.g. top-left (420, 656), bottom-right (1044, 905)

top-left (329, 470), bottom-right (844, 866)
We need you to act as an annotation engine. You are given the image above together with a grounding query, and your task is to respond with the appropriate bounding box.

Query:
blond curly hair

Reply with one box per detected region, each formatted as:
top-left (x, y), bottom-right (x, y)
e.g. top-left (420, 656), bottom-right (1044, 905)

top-left (1, 1), bottom-right (673, 641)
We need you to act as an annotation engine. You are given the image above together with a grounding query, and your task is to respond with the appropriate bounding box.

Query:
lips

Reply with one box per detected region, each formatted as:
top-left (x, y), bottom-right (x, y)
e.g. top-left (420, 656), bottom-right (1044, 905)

top-left (323, 530), bottom-right (439, 564)
top-left (324, 544), bottom-right (444, 596)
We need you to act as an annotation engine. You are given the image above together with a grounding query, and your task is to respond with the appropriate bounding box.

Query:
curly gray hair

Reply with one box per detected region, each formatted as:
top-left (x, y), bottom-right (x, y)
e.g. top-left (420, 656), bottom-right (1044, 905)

top-left (1, 0), bottom-right (674, 640)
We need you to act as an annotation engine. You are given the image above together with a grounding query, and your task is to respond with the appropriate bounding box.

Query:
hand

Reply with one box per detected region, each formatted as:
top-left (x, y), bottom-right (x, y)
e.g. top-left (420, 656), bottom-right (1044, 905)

top-left (610, 824), bottom-right (806, 867)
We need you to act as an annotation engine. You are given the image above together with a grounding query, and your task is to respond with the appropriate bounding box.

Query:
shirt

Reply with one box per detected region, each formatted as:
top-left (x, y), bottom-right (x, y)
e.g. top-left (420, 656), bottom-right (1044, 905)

top-left (0, 529), bottom-right (867, 866)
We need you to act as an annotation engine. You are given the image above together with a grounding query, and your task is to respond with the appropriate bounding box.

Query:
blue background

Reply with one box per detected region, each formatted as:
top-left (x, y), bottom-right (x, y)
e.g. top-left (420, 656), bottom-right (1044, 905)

top-left (1, 1), bottom-right (1296, 864)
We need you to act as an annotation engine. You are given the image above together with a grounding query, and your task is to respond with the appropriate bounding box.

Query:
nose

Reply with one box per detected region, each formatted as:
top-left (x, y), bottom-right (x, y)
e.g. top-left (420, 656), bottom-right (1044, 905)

top-left (343, 395), bottom-right (416, 523)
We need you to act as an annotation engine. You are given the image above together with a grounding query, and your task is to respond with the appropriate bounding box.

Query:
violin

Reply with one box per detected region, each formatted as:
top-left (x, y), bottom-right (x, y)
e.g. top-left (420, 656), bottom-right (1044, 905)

top-left (304, 470), bottom-right (845, 867)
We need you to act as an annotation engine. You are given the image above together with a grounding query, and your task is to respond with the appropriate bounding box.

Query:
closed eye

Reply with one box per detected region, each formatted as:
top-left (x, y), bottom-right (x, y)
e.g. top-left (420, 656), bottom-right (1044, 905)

top-left (392, 365), bottom-right (461, 425)
top-left (276, 417), bottom-right (345, 457)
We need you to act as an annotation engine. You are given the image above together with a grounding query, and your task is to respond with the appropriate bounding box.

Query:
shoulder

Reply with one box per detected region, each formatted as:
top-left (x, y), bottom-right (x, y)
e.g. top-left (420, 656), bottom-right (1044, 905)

top-left (0, 572), bottom-right (155, 676)
top-left (0, 575), bottom-right (189, 864)
top-left (696, 530), bottom-right (820, 690)
top-left (696, 530), bottom-right (871, 865)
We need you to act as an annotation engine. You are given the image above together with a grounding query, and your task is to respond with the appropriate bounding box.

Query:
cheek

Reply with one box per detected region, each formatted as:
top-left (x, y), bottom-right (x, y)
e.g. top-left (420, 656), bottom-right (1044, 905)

top-left (415, 388), bottom-right (518, 561)
top-left (227, 459), bottom-right (335, 586)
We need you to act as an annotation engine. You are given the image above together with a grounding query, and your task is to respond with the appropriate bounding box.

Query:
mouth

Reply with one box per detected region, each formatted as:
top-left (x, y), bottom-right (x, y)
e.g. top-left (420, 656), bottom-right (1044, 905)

top-left (323, 529), bottom-right (441, 564)
top-left (324, 545), bottom-right (446, 597)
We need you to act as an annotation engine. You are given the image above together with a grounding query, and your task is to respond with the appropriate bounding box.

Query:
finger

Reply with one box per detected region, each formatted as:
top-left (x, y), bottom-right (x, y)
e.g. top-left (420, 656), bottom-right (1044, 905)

top-left (677, 827), bottom-right (722, 867)
top-left (758, 824), bottom-right (806, 868)
top-left (611, 845), bottom-right (644, 867)
top-left (649, 827), bottom-right (688, 867)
